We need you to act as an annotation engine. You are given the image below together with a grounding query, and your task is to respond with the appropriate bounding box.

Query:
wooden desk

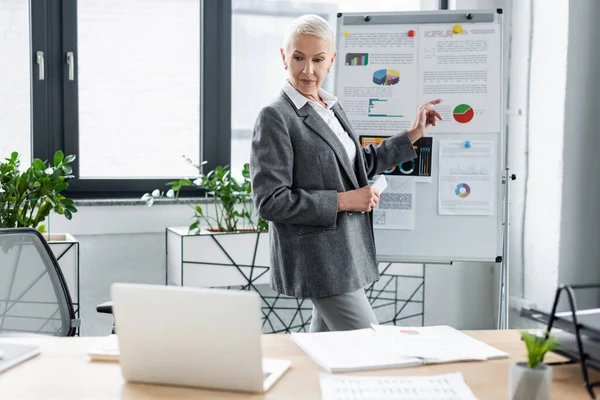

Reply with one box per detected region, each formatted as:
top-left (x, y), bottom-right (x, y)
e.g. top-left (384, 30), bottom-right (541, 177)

top-left (0, 330), bottom-right (596, 399)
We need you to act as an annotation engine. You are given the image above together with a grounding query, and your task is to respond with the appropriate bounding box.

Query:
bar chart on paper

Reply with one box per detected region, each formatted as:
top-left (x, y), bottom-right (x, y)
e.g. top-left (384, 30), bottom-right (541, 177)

top-left (345, 53), bottom-right (369, 66)
top-left (368, 99), bottom-right (402, 117)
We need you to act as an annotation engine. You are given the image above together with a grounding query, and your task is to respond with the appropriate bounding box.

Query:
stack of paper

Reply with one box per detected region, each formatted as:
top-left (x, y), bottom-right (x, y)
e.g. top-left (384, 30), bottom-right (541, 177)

top-left (319, 372), bottom-right (479, 400)
top-left (372, 325), bottom-right (508, 363)
top-left (291, 325), bottom-right (507, 373)
top-left (291, 328), bottom-right (421, 373)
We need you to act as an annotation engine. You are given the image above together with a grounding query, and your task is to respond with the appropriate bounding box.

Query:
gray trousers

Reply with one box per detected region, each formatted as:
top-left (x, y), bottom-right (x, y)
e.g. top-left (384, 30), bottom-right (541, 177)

top-left (309, 288), bottom-right (378, 332)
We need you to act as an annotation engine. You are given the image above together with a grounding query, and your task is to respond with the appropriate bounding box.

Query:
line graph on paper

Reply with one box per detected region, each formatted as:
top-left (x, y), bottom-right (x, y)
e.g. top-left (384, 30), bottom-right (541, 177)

top-left (449, 163), bottom-right (489, 175)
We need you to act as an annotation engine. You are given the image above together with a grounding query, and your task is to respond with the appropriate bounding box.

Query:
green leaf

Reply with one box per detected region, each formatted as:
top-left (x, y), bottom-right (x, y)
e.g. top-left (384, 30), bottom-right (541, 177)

top-left (54, 182), bottom-right (68, 192)
top-left (37, 224), bottom-right (46, 233)
top-left (520, 331), bottom-right (560, 368)
top-left (64, 154), bottom-right (76, 163)
top-left (53, 150), bottom-right (64, 166)
top-left (64, 209), bottom-right (73, 220)
top-left (32, 159), bottom-right (46, 171)
top-left (62, 165), bottom-right (73, 175)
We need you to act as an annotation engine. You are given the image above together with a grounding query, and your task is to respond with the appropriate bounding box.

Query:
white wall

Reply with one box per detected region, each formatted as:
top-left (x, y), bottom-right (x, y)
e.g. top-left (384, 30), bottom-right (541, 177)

top-left (522, 0), bottom-right (569, 313)
top-left (557, 0), bottom-right (600, 310)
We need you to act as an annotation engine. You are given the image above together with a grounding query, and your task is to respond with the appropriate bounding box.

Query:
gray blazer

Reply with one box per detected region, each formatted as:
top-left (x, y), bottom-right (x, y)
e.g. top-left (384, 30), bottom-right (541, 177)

top-left (250, 91), bottom-right (417, 298)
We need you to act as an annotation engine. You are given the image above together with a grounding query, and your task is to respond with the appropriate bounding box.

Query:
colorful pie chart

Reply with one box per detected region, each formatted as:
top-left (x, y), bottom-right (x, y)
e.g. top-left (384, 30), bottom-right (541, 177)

top-left (455, 183), bottom-right (471, 198)
top-left (453, 104), bottom-right (475, 123)
top-left (373, 69), bottom-right (400, 85)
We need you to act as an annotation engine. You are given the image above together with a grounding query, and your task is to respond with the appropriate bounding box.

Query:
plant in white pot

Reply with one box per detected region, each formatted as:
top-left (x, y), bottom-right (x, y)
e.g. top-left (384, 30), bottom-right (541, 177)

top-left (143, 160), bottom-right (270, 289)
top-left (509, 331), bottom-right (560, 400)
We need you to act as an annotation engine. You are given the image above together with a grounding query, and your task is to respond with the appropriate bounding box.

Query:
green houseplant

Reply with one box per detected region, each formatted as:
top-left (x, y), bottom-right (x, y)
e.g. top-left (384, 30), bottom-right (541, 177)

top-left (144, 158), bottom-right (271, 295)
top-left (508, 331), bottom-right (560, 400)
top-left (0, 151), bottom-right (78, 232)
top-left (142, 158), bottom-right (267, 233)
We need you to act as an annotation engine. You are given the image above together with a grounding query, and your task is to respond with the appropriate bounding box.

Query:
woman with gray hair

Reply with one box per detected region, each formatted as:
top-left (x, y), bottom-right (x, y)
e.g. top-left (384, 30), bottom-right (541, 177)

top-left (250, 14), bottom-right (442, 332)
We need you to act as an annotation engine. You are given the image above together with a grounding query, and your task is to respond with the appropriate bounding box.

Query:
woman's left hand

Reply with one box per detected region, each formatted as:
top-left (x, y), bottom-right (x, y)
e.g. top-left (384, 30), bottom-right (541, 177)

top-left (408, 99), bottom-right (443, 143)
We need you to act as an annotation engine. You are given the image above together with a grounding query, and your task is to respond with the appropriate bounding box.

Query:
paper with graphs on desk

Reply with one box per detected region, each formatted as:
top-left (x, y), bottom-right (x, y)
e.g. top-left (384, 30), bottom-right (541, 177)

top-left (291, 325), bottom-right (507, 373)
top-left (319, 372), bottom-right (478, 400)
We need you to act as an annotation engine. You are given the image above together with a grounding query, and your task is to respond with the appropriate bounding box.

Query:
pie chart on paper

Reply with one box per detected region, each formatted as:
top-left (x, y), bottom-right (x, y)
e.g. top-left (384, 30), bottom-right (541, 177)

top-left (453, 104), bottom-right (475, 123)
top-left (455, 183), bottom-right (471, 198)
top-left (373, 69), bottom-right (400, 85)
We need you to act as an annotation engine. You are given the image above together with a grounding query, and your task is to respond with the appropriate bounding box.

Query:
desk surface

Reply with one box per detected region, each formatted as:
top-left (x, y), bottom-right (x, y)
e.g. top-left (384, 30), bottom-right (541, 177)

top-left (0, 330), bottom-right (596, 399)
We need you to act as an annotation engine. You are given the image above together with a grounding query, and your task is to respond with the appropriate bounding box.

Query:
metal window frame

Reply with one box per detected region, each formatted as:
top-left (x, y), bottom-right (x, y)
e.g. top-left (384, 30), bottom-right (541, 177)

top-left (33, 0), bottom-right (230, 199)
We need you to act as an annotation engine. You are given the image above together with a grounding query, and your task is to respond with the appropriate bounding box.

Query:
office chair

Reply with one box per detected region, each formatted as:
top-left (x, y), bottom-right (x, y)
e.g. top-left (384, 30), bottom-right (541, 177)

top-left (96, 300), bottom-right (115, 334)
top-left (0, 228), bottom-right (79, 336)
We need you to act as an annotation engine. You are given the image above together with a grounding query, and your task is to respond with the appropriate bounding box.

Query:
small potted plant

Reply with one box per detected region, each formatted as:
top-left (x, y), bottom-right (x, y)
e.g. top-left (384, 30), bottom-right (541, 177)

top-left (0, 151), bottom-right (77, 231)
top-left (143, 158), bottom-right (270, 289)
top-left (509, 331), bottom-right (559, 400)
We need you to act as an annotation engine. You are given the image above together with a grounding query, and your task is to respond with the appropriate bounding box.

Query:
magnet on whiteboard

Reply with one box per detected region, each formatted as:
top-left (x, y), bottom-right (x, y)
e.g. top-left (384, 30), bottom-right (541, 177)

top-left (453, 24), bottom-right (463, 34)
top-left (464, 140), bottom-right (472, 148)
top-left (408, 29), bottom-right (416, 37)
top-left (344, 30), bottom-right (349, 37)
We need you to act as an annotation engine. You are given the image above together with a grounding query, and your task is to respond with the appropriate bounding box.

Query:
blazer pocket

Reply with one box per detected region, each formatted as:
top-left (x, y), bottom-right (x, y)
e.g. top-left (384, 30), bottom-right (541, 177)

top-left (297, 226), bottom-right (337, 236)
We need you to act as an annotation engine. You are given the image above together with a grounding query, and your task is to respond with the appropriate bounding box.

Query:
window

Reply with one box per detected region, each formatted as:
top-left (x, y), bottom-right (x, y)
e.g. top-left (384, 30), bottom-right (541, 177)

top-left (230, 0), bottom-right (439, 179)
top-left (0, 0), bottom-right (31, 168)
top-left (76, 0), bottom-right (200, 179)
top-left (14, 0), bottom-right (231, 198)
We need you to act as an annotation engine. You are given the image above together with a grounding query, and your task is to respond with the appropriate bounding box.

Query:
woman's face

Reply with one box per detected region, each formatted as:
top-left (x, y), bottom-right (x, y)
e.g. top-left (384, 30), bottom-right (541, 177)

top-left (281, 34), bottom-right (336, 98)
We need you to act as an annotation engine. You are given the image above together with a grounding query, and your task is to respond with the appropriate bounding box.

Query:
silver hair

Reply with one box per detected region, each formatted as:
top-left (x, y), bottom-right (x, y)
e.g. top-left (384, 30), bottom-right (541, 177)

top-left (282, 14), bottom-right (334, 53)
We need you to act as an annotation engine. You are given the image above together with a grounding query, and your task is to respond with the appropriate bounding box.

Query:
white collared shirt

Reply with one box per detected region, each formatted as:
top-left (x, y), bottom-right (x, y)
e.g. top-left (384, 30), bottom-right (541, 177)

top-left (282, 80), bottom-right (357, 166)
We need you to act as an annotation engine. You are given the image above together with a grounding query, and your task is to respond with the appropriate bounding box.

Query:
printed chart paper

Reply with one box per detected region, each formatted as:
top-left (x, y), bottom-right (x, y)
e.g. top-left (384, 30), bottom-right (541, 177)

top-left (417, 23), bottom-right (501, 134)
top-left (320, 372), bottom-right (479, 400)
top-left (373, 177), bottom-right (415, 230)
top-left (438, 140), bottom-right (496, 215)
top-left (360, 135), bottom-right (433, 182)
top-left (338, 25), bottom-right (419, 135)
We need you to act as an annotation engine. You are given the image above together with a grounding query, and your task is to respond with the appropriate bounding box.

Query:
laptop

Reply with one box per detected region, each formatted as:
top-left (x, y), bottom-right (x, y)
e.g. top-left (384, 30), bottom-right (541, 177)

top-left (110, 283), bottom-right (291, 393)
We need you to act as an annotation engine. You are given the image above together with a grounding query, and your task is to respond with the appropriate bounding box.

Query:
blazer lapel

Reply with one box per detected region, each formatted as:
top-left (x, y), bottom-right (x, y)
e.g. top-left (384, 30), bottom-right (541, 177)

top-left (280, 91), bottom-right (360, 189)
top-left (332, 104), bottom-right (368, 185)
top-left (301, 106), bottom-right (360, 189)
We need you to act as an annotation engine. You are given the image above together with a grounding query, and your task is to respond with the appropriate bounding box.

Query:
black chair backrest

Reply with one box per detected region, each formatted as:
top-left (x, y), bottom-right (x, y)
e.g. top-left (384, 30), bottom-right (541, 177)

top-left (0, 228), bottom-right (77, 336)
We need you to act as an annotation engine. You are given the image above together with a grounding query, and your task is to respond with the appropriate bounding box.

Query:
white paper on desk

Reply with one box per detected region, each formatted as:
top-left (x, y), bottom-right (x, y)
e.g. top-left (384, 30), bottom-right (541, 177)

top-left (319, 372), bottom-right (479, 400)
top-left (373, 177), bottom-right (415, 230)
top-left (291, 329), bottom-right (421, 373)
top-left (438, 139), bottom-right (496, 216)
top-left (87, 334), bottom-right (119, 362)
top-left (372, 325), bottom-right (508, 362)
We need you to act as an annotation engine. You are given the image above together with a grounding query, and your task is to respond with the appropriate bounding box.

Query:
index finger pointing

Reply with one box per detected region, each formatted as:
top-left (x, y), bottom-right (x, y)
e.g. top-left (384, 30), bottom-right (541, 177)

top-left (428, 98), bottom-right (443, 106)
